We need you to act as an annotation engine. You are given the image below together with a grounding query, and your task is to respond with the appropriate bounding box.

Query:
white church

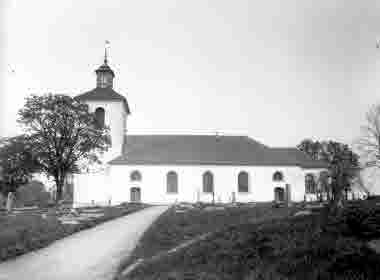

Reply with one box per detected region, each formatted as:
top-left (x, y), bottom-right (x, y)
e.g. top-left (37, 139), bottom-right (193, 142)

top-left (72, 55), bottom-right (328, 206)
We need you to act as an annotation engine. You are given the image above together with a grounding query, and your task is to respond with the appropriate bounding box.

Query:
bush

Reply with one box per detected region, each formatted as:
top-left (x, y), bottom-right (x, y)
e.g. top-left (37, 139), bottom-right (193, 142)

top-left (16, 181), bottom-right (51, 208)
top-left (324, 202), bottom-right (380, 239)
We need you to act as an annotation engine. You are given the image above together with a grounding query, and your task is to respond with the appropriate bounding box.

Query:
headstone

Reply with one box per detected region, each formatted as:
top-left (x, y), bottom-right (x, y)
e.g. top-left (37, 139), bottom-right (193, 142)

top-left (294, 210), bottom-right (312, 216)
top-left (285, 184), bottom-right (292, 207)
top-left (232, 192), bottom-right (236, 203)
top-left (0, 193), bottom-right (6, 209)
top-left (6, 192), bottom-right (15, 213)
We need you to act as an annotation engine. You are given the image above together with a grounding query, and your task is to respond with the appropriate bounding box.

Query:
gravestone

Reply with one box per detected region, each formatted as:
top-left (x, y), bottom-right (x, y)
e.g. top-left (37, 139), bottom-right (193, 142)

top-left (232, 192), bottom-right (236, 203)
top-left (6, 192), bottom-right (15, 213)
top-left (0, 193), bottom-right (6, 210)
top-left (285, 184), bottom-right (292, 207)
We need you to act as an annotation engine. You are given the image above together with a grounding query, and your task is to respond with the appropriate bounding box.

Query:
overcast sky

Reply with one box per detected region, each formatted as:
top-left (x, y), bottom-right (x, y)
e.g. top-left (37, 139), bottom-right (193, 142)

top-left (1, 0), bottom-right (380, 147)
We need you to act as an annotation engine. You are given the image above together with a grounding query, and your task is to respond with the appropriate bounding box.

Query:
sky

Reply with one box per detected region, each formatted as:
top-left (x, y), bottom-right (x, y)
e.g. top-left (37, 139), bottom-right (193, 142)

top-left (1, 0), bottom-right (380, 148)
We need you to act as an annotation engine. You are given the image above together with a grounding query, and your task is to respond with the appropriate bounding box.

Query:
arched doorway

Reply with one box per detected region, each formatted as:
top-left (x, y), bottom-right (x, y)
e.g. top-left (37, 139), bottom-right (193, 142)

top-left (274, 187), bottom-right (285, 202)
top-left (130, 187), bottom-right (141, 202)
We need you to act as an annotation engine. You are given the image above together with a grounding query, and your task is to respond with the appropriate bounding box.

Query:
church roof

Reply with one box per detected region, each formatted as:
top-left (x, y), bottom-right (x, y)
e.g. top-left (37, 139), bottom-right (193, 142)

top-left (109, 135), bottom-right (328, 168)
top-left (75, 87), bottom-right (130, 114)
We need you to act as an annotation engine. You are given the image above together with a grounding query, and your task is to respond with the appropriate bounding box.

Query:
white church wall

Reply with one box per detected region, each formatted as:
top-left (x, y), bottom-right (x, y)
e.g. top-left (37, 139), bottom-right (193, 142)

top-left (72, 164), bottom-right (309, 205)
top-left (85, 100), bottom-right (127, 161)
top-left (73, 168), bottom-right (113, 207)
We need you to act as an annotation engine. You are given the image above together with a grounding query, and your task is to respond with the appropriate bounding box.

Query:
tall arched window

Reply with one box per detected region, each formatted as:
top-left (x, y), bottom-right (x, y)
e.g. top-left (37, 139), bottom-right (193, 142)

top-left (238, 171), bottom-right (249, 193)
top-left (130, 170), bottom-right (142, 182)
top-left (203, 171), bottom-right (214, 193)
top-left (305, 173), bottom-right (316, 194)
top-left (273, 171), bottom-right (284, 182)
top-left (94, 107), bottom-right (105, 128)
top-left (167, 171), bottom-right (178, 194)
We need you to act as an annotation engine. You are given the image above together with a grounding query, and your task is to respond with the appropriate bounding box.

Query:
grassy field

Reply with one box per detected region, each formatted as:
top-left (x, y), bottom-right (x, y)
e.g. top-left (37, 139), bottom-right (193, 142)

top-left (118, 202), bottom-right (303, 274)
top-left (0, 203), bottom-right (148, 262)
top-left (121, 201), bottom-right (380, 280)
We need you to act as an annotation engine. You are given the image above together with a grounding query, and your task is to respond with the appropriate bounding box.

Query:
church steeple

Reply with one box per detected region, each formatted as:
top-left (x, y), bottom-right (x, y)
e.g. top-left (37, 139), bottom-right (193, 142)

top-left (95, 42), bottom-right (115, 88)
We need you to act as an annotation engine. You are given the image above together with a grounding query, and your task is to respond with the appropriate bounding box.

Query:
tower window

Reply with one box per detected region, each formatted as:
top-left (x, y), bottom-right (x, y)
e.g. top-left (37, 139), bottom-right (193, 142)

top-left (94, 107), bottom-right (105, 128)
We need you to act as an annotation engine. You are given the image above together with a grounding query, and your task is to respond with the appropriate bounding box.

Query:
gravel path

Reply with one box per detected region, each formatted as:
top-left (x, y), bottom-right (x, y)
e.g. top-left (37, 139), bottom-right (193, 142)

top-left (0, 205), bottom-right (169, 280)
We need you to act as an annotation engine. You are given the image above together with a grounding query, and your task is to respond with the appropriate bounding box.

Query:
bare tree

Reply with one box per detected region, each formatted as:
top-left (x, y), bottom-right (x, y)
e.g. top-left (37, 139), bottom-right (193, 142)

top-left (357, 104), bottom-right (380, 169)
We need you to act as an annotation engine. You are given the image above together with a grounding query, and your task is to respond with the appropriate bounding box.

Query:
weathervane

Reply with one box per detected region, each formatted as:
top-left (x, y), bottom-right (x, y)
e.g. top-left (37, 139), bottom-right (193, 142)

top-left (104, 40), bottom-right (110, 64)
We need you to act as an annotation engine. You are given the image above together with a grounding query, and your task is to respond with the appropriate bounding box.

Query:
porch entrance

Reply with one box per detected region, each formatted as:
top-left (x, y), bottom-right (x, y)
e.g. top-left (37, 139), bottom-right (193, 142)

top-left (130, 187), bottom-right (141, 202)
top-left (274, 187), bottom-right (285, 202)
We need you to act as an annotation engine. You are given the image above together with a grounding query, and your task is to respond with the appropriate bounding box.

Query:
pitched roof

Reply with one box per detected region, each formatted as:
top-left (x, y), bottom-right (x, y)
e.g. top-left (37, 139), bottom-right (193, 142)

top-left (109, 135), bottom-right (328, 168)
top-left (75, 87), bottom-right (130, 114)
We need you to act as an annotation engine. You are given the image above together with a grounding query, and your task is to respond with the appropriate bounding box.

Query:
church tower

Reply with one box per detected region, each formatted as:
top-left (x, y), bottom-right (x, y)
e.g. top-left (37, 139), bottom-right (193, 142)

top-left (95, 48), bottom-right (115, 89)
top-left (75, 46), bottom-right (130, 161)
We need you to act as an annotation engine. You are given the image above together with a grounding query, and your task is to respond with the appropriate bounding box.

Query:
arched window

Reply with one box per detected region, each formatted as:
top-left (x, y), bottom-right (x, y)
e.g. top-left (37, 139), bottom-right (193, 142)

top-left (203, 171), bottom-right (214, 193)
top-left (305, 173), bottom-right (317, 194)
top-left (130, 170), bottom-right (142, 182)
top-left (166, 171), bottom-right (178, 194)
top-left (94, 107), bottom-right (105, 128)
top-left (273, 171), bottom-right (284, 182)
top-left (238, 171), bottom-right (249, 193)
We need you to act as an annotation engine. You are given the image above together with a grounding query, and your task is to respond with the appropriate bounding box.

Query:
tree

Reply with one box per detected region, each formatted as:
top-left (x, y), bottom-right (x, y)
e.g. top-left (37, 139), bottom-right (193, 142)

top-left (318, 170), bottom-right (330, 201)
top-left (17, 94), bottom-right (110, 202)
top-left (357, 104), bottom-right (380, 169)
top-left (0, 135), bottom-right (40, 195)
top-left (297, 140), bottom-right (359, 206)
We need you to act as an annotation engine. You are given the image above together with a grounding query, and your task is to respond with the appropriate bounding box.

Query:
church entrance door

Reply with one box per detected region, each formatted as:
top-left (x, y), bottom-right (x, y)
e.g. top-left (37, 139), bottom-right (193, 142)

top-left (274, 187), bottom-right (285, 202)
top-left (130, 187), bottom-right (141, 202)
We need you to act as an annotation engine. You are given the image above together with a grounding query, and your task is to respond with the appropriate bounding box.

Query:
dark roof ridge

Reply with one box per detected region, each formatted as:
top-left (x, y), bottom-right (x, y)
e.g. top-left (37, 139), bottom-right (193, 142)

top-left (111, 135), bottom-right (328, 168)
top-left (75, 87), bottom-right (130, 114)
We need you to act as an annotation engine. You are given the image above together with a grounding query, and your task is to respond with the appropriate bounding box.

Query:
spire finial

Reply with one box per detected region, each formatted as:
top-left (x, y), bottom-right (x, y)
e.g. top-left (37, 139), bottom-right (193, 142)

top-left (104, 40), bottom-right (110, 64)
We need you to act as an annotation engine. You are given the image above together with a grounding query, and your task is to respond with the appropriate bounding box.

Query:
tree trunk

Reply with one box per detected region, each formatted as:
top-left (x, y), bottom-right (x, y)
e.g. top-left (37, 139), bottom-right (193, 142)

top-left (54, 172), bottom-right (65, 203)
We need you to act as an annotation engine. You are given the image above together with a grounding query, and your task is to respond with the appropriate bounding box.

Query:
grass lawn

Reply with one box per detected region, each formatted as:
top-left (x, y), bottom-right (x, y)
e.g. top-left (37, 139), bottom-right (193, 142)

top-left (0, 203), bottom-right (148, 262)
top-left (121, 201), bottom-right (380, 280)
top-left (119, 202), bottom-right (302, 274)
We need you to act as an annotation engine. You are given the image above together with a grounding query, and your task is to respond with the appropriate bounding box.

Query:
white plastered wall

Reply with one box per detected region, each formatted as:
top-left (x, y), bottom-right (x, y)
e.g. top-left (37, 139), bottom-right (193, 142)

top-left (73, 164), bottom-right (326, 206)
top-left (84, 100), bottom-right (127, 162)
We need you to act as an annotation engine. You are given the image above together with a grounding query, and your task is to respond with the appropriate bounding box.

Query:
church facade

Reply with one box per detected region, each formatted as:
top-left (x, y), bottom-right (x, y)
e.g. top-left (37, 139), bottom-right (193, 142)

top-left (72, 56), bottom-right (328, 206)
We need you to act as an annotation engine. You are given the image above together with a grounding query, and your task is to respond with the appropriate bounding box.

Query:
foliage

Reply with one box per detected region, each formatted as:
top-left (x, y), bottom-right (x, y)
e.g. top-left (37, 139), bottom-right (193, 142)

top-left (17, 94), bottom-right (111, 201)
top-left (297, 139), bottom-right (360, 203)
top-left (15, 181), bottom-right (51, 208)
top-left (0, 135), bottom-right (40, 195)
top-left (325, 200), bottom-right (380, 239)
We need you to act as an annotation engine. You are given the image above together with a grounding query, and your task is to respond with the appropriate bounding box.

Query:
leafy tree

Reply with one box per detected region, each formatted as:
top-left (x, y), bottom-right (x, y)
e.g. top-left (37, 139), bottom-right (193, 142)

top-left (0, 135), bottom-right (40, 195)
top-left (297, 140), bottom-right (359, 206)
top-left (17, 94), bottom-right (110, 202)
top-left (318, 170), bottom-right (331, 201)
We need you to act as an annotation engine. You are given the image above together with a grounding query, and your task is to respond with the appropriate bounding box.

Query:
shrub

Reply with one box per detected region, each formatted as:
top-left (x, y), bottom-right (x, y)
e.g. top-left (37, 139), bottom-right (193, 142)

top-left (15, 180), bottom-right (51, 208)
top-left (324, 203), bottom-right (380, 239)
